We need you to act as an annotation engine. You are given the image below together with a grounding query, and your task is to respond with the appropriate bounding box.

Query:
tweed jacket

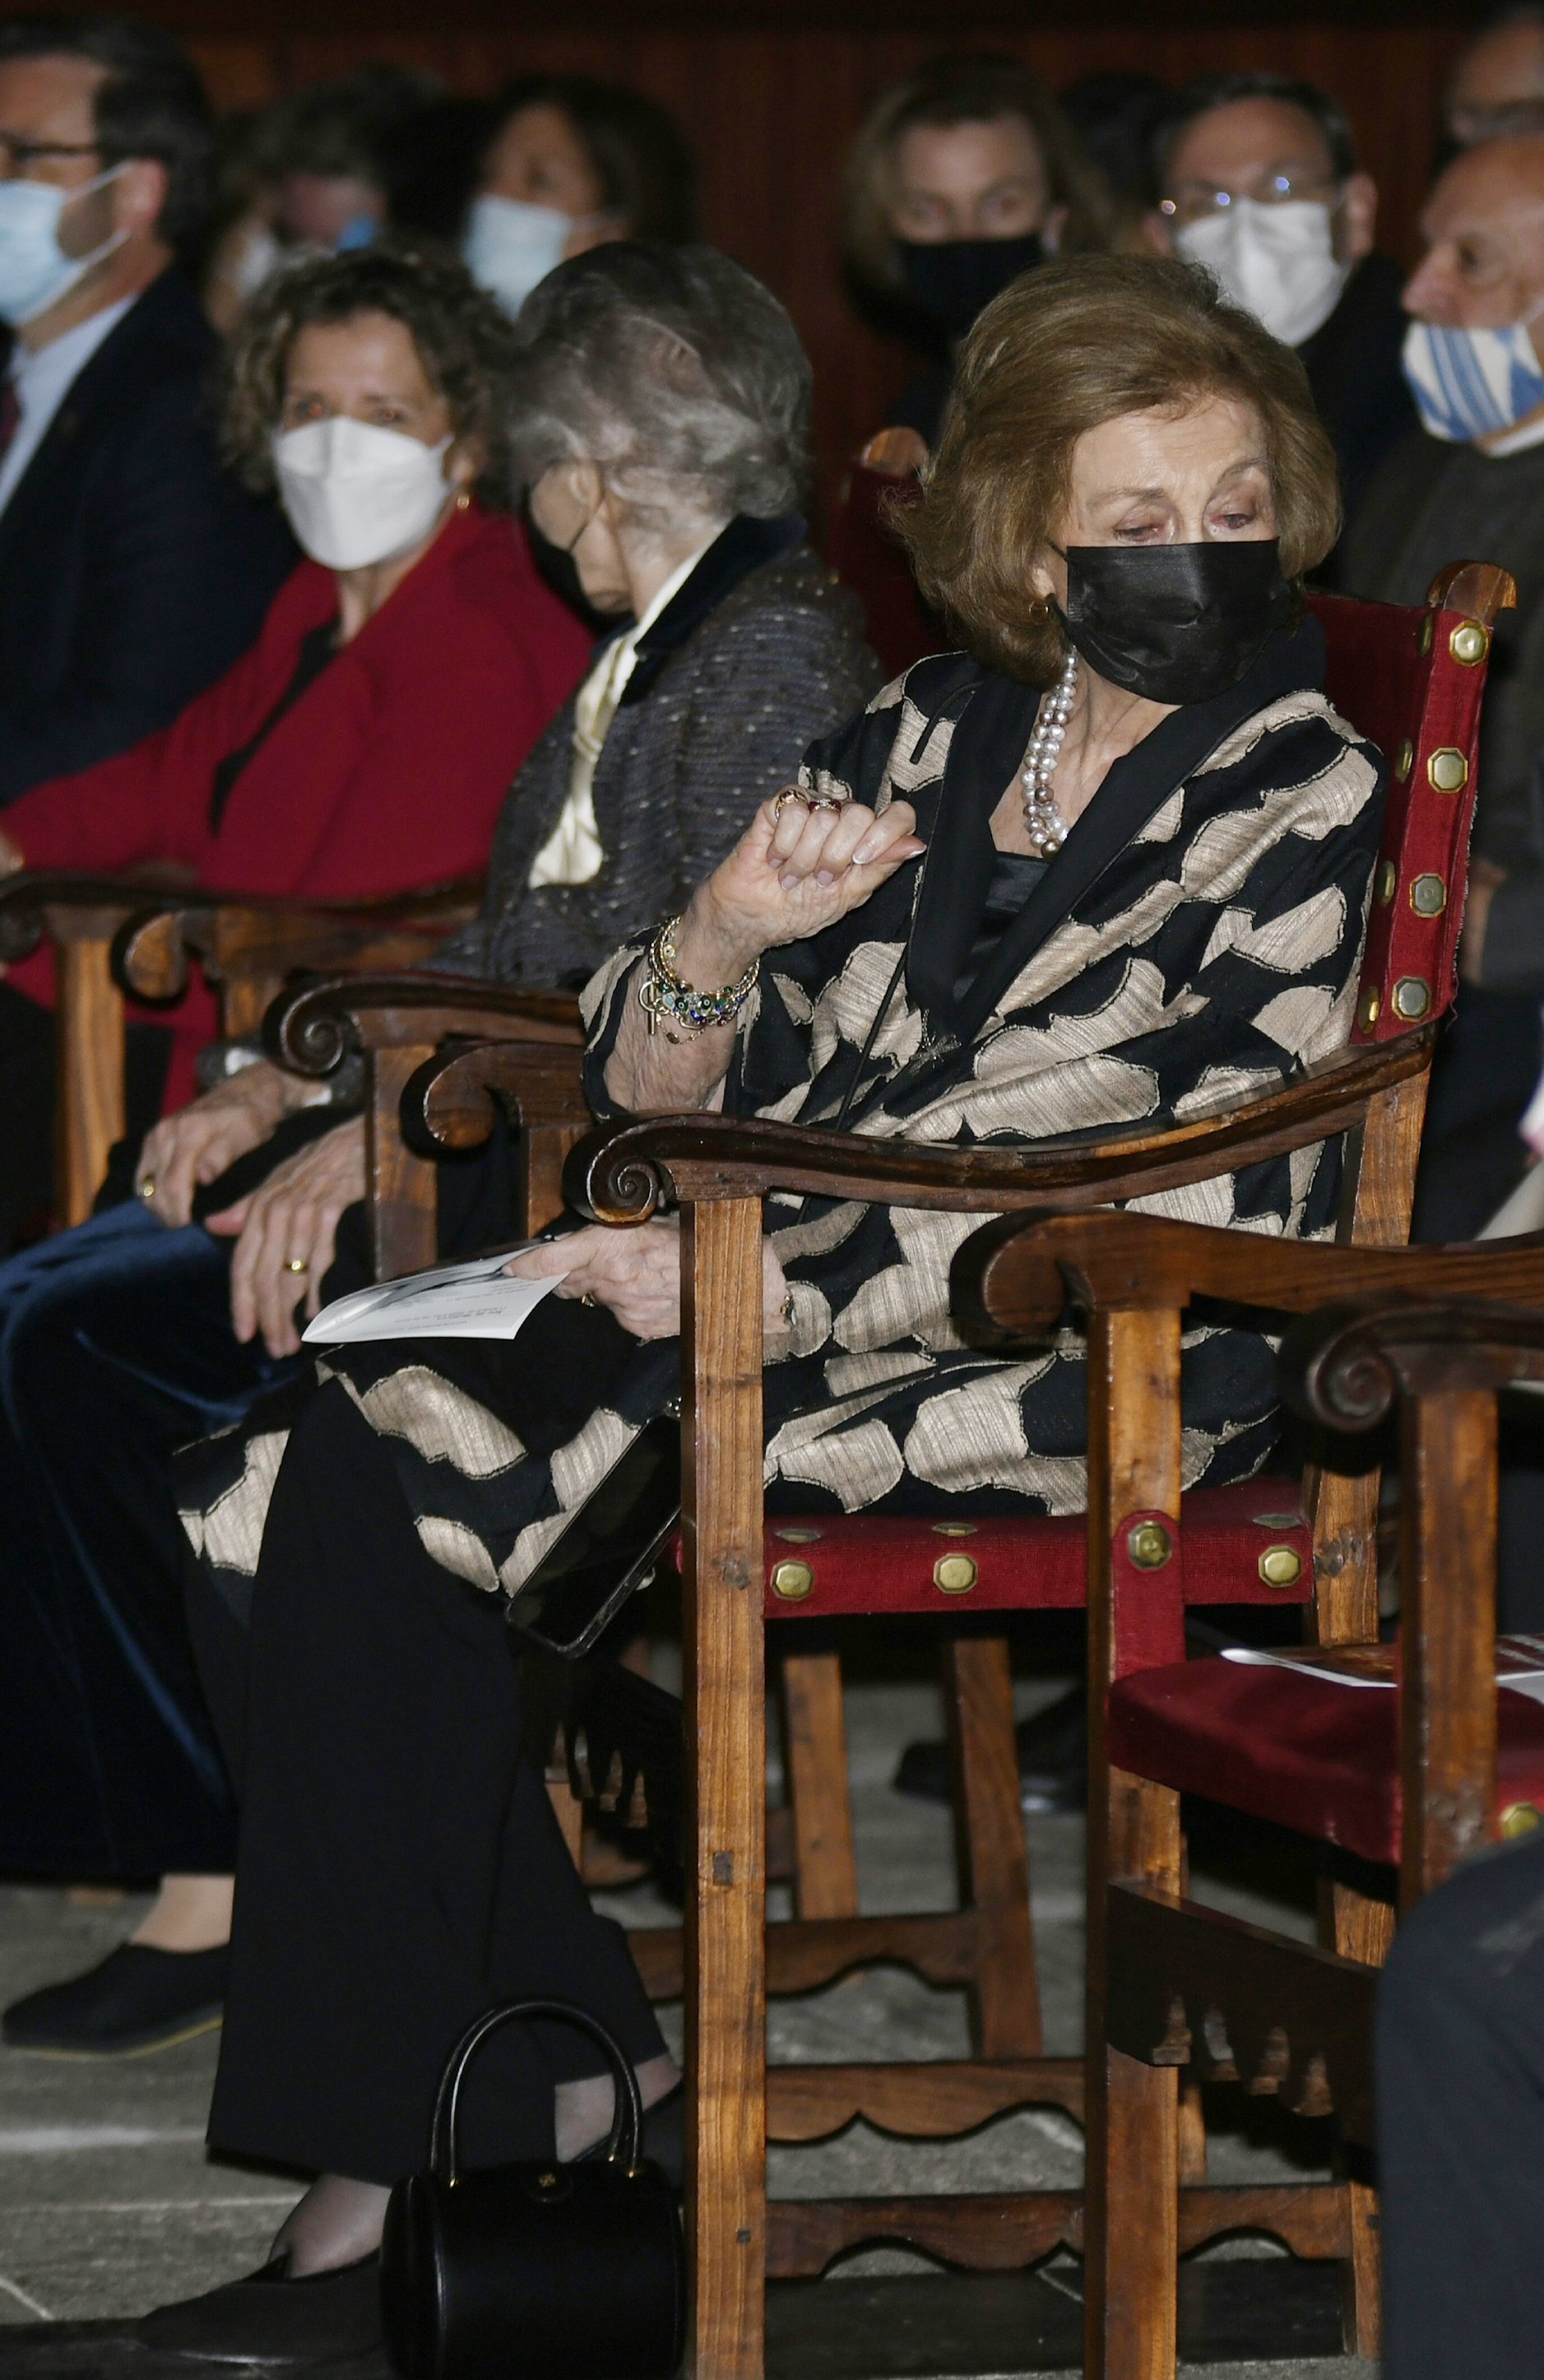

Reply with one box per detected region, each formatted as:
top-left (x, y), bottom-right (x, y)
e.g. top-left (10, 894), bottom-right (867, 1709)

top-left (431, 513), bottom-right (880, 992)
top-left (179, 616), bottom-right (1384, 1607)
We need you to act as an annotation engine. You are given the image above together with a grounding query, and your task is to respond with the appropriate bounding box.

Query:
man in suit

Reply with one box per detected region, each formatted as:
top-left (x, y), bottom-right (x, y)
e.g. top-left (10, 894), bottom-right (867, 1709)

top-left (0, 16), bottom-right (293, 805)
top-left (1148, 73), bottom-right (1417, 547)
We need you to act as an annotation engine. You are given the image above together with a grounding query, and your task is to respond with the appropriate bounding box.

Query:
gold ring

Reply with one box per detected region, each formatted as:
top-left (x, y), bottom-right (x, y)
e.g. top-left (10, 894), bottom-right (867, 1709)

top-left (284, 1256), bottom-right (309, 1275)
top-left (137, 1177), bottom-right (155, 1200)
top-left (580, 1292), bottom-right (597, 1307)
top-left (771, 787), bottom-right (806, 823)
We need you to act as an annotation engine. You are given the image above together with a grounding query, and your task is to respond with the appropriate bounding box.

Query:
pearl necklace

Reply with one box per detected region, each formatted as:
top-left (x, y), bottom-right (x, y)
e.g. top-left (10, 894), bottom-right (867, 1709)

top-left (1020, 650), bottom-right (1078, 856)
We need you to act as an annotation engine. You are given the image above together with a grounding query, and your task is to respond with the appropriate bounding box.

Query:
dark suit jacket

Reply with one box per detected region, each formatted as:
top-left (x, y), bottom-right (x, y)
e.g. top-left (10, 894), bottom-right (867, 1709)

top-left (0, 267), bottom-right (294, 805)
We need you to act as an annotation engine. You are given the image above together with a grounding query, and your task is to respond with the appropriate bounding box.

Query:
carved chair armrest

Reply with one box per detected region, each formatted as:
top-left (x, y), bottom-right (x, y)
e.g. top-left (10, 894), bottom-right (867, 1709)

top-left (0, 868), bottom-right (198, 961)
top-left (263, 972), bottom-right (581, 1079)
top-left (955, 1208), bottom-right (1544, 1340)
top-left (562, 1032), bottom-right (1431, 1225)
top-left (1279, 1295), bottom-right (1544, 1429)
top-left (111, 881), bottom-right (482, 1004)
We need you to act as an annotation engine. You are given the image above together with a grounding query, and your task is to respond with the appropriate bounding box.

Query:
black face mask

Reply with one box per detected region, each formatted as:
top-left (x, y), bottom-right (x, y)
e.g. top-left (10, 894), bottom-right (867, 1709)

top-left (1059, 540), bottom-right (1296, 707)
top-left (896, 232), bottom-right (1046, 343)
top-left (524, 501), bottom-right (610, 628)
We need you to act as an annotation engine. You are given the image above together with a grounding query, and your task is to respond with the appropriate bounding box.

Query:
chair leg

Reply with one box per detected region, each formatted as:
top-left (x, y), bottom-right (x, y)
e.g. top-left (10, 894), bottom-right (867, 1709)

top-left (1322, 1878), bottom-right (1393, 2356)
top-left (943, 1634), bottom-right (1042, 2058)
top-left (1085, 1770), bottom-right (1181, 2380)
top-left (780, 1649), bottom-right (860, 1919)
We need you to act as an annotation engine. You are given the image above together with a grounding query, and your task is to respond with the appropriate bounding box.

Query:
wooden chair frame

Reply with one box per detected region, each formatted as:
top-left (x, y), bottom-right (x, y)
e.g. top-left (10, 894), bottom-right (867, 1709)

top-left (536, 1025), bottom-right (1429, 2380)
top-left (0, 870), bottom-right (482, 1227)
top-left (959, 1214), bottom-right (1544, 2379)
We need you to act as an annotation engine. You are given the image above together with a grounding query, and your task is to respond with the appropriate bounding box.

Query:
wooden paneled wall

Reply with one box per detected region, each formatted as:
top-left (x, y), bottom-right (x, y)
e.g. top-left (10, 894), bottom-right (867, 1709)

top-left (140, 7), bottom-right (1474, 501)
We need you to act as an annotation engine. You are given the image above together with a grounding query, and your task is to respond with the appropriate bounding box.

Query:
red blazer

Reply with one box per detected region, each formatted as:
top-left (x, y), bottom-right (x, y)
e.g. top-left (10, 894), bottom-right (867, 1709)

top-left (6, 502), bottom-right (591, 1109)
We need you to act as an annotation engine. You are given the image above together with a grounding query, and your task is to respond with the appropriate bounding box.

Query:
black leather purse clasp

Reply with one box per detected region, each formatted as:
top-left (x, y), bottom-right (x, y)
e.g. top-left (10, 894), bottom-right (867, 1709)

top-left (381, 1998), bottom-right (684, 2380)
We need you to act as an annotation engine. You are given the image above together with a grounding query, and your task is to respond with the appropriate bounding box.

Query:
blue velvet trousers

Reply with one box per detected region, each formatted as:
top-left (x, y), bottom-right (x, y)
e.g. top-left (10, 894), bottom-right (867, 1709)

top-left (0, 1203), bottom-right (301, 1876)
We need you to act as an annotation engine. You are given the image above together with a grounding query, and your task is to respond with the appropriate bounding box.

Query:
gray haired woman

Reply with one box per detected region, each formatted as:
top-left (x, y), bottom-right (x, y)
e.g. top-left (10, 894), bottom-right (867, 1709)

top-left (0, 244), bottom-right (879, 2079)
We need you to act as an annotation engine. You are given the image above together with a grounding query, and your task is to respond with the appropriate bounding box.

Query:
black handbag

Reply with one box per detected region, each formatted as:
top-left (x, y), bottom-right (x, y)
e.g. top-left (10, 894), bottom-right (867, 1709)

top-left (381, 1998), bottom-right (685, 2380)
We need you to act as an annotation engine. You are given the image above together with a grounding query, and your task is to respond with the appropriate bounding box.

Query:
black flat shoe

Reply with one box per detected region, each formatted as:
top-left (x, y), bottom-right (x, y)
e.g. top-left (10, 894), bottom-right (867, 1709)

top-left (2, 1942), bottom-right (229, 2055)
top-left (893, 1685), bottom-right (1087, 1814)
top-left (136, 2250), bottom-right (383, 2366)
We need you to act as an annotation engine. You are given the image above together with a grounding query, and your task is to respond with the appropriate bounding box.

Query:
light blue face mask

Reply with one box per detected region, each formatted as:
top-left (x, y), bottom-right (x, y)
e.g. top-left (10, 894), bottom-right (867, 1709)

top-left (461, 193), bottom-right (574, 318)
top-left (0, 165), bottom-right (128, 328)
top-left (1403, 312), bottom-right (1544, 443)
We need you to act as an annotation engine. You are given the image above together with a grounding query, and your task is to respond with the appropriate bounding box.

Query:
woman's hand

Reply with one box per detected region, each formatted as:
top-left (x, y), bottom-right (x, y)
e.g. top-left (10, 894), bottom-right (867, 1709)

top-left (679, 791), bottom-right (925, 983)
top-left (508, 1219), bottom-right (790, 1344)
top-left (206, 1115), bottom-right (367, 1357)
top-left (135, 1064), bottom-right (294, 1228)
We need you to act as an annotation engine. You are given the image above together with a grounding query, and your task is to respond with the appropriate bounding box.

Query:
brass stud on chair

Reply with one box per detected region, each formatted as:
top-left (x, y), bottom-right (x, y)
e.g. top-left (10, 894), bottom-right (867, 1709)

top-left (1427, 747), bottom-right (1468, 793)
top-left (1409, 874), bottom-right (1447, 916)
top-left (1393, 977), bottom-right (1431, 1020)
top-left (931, 1520), bottom-right (978, 1537)
top-left (1258, 1545), bottom-right (1304, 1589)
top-left (1419, 615), bottom-right (1435, 655)
top-left (933, 1552), bottom-right (978, 1594)
top-left (1395, 739), bottom-right (1413, 783)
top-left (1449, 620), bottom-right (1489, 666)
top-left (770, 1558), bottom-right (815, 1601)
top-left (1376, 860), bottom-right (1397, 906)
top-left (1126, 1519), bottom-right (1173, 1570)
top-left (1501, 1801), bottom-right (1542, 1840)
top-left (773, 1526), bottom-right (823, 1543)
top-left (1358, 988), bottom-right (1382, 1030)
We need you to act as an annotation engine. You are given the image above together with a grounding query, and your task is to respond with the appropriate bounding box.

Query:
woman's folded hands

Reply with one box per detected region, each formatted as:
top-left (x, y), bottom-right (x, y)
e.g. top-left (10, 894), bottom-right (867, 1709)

top-left (508, 1215), bottom-right (791, 1345)
top-left (135, 1062), bottom-right (299, 1229)
top-left (207, 1116), bottom-right (369, 1357)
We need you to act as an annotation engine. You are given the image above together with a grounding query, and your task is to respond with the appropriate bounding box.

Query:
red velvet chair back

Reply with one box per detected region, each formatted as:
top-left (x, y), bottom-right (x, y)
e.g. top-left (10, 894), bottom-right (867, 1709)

top-left (826, 430), bottom-right (939, 680)
top-left (1310, 562), bottom-right (1516, 1046)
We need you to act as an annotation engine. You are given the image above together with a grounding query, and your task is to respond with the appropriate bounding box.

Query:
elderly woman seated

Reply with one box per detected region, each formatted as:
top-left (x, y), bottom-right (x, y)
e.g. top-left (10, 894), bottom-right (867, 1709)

top-left (0, 242), bottom-right (877, 2052)
top-left (0, 239), bottom-right (591, 1236)
top-left (119, 251), bottom-right (1385, 2364)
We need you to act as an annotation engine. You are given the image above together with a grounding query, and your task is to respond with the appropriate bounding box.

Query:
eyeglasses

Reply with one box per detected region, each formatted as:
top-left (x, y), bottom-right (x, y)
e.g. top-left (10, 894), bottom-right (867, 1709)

top-left (0, 132), bottom-right (102, 179)
top-left (1161, 169), bottom-right (1340, 224)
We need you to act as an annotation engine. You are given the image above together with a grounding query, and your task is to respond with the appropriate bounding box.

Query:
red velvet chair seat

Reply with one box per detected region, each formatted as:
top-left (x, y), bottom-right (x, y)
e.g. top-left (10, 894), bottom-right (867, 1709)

top-left (1107, 1656), bottom-right (1544, 1866)
top-left (751, 1477), bottom-right (1314, 1620)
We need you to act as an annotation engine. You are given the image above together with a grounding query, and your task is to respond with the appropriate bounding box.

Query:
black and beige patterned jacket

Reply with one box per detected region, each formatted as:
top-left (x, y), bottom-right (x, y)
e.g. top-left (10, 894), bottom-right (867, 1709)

top-left (180, 616), bottom-right (1384, 1605)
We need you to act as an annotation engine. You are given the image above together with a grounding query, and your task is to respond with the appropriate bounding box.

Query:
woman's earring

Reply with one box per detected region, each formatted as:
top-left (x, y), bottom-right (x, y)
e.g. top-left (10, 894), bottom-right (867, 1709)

top-left (453, 487), bottom-right (472, 513)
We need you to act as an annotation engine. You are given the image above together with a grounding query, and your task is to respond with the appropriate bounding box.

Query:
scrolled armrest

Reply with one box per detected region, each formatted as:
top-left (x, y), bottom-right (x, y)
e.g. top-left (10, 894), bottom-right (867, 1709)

top-left (1279, 1297), bottom-right (1544, 1432)
top-left (264, 971), bottom-right (581, 1079)
top-left (0, 868), bottom-right (197, 963)
top-left (562, 1032), bottom-right (1432, 1228)
top-left (400, 1038), bottom-right (589, 1158)
top-left (953, 1207), bottom-right (1544, 1341)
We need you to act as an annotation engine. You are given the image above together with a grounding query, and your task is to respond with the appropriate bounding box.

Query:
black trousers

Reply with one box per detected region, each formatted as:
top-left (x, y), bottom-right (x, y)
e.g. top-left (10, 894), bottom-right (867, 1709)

top-left (1377, 1830), bottom-right (1544, 2378)
top-left (191, 1379), bottom-right (667, 2186)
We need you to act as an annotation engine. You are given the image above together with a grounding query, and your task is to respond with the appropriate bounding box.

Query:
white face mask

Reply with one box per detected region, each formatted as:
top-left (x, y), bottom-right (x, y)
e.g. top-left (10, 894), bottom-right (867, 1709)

top-left (0, 165), bottom-right (130, 328)
top-left (461, 193), bottom-right (574, 317)
top-left (272, 415), bottom-right (455, 572)
top-left (1175, 197), bottom-right (1351, 349)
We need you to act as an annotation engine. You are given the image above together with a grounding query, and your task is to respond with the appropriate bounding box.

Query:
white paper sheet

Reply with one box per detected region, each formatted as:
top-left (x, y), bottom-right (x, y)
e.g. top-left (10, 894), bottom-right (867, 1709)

top-left (1220, 1634), bottom-right (1544, 1703)
top-left (304, 1246), bottom-right (568, 1346)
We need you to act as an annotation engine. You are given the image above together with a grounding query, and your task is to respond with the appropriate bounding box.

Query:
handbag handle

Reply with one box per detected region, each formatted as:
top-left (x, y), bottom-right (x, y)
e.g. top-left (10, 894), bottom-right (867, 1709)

top-left (429, 1998), bottom-right (646, 2186)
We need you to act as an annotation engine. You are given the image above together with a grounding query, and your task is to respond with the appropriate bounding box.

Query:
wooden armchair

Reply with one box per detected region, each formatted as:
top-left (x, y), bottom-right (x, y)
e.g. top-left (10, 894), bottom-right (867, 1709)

top-left (0, 870), bottom-right (482, 1228)
top-left (957, 1218), bottom-right (1544, 2379)
top-left (386, 561), bottom-right (1512, 2378)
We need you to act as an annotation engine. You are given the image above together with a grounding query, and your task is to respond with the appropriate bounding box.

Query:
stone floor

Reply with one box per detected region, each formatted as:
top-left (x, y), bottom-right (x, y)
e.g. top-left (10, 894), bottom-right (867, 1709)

top-left (0, 1659), bottom-right (1375, 2377)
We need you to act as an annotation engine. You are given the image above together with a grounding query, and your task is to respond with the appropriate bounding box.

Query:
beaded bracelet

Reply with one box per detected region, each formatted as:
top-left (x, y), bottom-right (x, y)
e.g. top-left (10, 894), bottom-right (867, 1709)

top-left (638, 913), bottom-right (760, 1041)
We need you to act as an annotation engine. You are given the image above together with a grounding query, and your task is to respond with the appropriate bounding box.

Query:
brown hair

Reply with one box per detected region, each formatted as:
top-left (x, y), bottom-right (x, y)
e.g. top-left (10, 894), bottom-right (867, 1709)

top-left (221, 240), bottom-right (519, 508)
top-left (841, 53), bottom-right (1111, 300)
top-left (896, 252), bottom-right (1342, 684)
